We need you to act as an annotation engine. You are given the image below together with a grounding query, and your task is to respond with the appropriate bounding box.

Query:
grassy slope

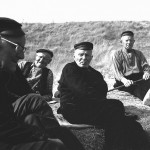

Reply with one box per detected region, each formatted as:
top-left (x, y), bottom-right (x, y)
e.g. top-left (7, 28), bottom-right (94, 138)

top-left (23, 21), bottom-right (150, 147)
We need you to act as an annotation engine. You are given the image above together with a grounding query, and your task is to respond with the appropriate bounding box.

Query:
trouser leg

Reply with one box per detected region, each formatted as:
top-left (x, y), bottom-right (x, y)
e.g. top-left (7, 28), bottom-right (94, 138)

top-left (133, 80), bottom-right (150, 100)
top-left (24, 114), bottom-right (84, 150)
top-left (13, 93), bottom-right (54, 118)
top-left (124, 80), bottom-right (150, 100)
top-left (107, 117), bottom-right (149, 150)
top-left (46, 126), bottom-right (85, 150)
top-left (89, 99), bottom-right (149, 150)
top-left (13, 93), bottom-right (59, 128)
top-left (98, 100), bottom-right (149, 150)
top-left (10, 140), bottom-right (67, 150)
top-left (91, 99), bottom-right (125, 126)
top-left (93, 99), bottom-right (125, 150)
top-left (12, 94), bottom-right (84, 150)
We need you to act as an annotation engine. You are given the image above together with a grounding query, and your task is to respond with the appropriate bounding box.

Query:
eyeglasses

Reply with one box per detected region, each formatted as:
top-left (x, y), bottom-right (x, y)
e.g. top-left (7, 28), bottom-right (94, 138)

top-left (1, 37), bottom-right (27, 52)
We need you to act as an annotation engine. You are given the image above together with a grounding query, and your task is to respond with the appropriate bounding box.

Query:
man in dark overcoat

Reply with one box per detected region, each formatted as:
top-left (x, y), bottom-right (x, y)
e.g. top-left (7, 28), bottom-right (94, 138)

top-left (57, 41), bottom-right (150, 150)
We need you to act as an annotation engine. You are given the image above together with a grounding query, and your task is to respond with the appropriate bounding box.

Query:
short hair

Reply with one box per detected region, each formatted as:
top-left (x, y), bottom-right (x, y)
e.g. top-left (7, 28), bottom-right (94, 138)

top-left (121, 31), bottom-right (134, 37)
top-left (0, 17), bottom-right (25, 37)
top-left (74, 42), bottom-right (93, 51)
top-left (36, 49), bottom-right (53, 58)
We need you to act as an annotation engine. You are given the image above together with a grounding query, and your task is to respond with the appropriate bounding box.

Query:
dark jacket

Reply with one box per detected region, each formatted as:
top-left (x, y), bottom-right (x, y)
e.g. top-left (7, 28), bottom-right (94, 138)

top-left (6, 66), bottom-right (33, 103)
top-left (58, 62), bottom-right (108, 113)
top-left (0, 69), bottom-right (36, 144)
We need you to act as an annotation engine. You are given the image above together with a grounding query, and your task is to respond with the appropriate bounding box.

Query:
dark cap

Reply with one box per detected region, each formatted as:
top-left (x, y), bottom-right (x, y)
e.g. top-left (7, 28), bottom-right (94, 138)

top-left (74, 42), bottom-right (93, 50)
top-left (0, 17), bottom-right (25, 37)
top-left (121, 31), bottom-right (134, 37)
top-left (36, 49), bottom-right (53, 58)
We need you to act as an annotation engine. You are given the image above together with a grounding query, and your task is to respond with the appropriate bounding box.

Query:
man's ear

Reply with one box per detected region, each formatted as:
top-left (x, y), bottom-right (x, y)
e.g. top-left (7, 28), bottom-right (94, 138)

top-left (47, 59), bottom-right (52, 64)
top-left (73, 52), bottom-right (75, 59)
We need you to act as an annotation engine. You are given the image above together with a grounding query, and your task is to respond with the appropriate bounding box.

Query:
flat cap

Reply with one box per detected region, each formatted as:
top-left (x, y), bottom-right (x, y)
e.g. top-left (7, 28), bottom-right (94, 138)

top-left (36, 49), bottom-right (53, 57)
top-left (0, 17), bottom-right (25, 37)
top-left (74, 42), bottom-right (93, 50)
top-left (121, 31), bottom-right (134, 37)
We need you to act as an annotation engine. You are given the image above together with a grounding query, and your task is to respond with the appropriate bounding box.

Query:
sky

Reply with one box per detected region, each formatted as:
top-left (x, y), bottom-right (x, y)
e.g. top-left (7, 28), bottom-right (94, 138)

top-left (0, 0), bottom-right (150, 23)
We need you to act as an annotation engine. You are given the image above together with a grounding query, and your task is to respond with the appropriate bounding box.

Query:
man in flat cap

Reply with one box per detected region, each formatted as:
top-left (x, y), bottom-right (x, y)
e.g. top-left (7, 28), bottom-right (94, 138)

top-left (0, 17), bottom-right (84, 150)
top-left (57, 41), bottom-right (149, 150)
top-left (18, 49), bottom-right (54, 102)
top-left (112, 30), bottom-right (150, 101)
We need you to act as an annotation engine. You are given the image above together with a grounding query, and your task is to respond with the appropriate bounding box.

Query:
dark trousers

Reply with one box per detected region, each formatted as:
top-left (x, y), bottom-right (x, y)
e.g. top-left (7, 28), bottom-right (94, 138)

top-left (61, 99), bottom-right (149, 150)
top-left (61, 99), bottom-right (125, 126)
top-left (114, 73), bottom-right (150, 100)
top-left (13, 94), bottom-right (56, 120)
top-left (11, 93), bottom-right (84, 150)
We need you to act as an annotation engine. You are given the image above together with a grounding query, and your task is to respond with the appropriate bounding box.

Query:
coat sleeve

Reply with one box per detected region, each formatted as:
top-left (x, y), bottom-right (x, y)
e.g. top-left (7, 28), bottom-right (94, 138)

top-left (111, 51), bottom-right (124, 81)
top-left (42, 70), bottom-right (53, 102)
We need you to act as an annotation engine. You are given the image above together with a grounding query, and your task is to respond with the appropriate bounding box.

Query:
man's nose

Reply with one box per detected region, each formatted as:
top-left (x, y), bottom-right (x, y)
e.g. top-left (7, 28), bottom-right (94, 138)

top-left (40, 58), bottom-right (44, 62)
top-left (82, 55), bottom-right (86, 59)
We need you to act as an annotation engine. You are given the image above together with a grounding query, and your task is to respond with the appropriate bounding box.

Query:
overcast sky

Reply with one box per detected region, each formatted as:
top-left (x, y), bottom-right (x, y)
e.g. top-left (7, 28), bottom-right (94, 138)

top-left (0, 0), bottom-right (150, 23)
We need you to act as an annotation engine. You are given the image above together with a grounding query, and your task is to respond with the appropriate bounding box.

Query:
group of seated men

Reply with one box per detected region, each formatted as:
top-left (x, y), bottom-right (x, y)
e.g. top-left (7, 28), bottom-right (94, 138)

top-left (21, 30), bottom-right (150, 107)
top-left (0, 16), bottom-right (150, 150)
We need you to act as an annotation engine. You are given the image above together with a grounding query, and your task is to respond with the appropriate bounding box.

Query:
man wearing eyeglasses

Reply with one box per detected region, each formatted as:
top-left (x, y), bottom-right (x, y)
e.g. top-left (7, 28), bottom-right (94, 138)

top-left (18, 49), bottom-right (54, 102)
top-left (0, 18), bottom-right (84, 150)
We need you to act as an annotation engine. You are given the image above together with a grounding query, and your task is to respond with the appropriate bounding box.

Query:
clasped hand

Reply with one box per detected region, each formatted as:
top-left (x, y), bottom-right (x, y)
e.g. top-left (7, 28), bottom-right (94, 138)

top-left (121, 78), bottom-right (133, 87)
top-left (122, 72), bottom-right (150, 87)
top-left (143, 72), bottom-right (150, 80)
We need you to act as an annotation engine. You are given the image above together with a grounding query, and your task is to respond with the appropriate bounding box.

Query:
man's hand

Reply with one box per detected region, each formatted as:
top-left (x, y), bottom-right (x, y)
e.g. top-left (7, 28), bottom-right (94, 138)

top-left (121, 78), bottom-right (133, 87)
top-left (143, 72), bottom-right (150, 80)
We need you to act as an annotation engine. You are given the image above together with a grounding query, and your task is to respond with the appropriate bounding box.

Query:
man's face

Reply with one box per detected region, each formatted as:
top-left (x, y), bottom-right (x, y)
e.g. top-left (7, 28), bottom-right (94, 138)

top-left (74, 49), bottom-right (93, 68)
top-left (34, 52), bottom-right (52, 68)
top-left (121, 35), bottom-right (135, 50)
top-left (0, 36), bottom-right (25, 72)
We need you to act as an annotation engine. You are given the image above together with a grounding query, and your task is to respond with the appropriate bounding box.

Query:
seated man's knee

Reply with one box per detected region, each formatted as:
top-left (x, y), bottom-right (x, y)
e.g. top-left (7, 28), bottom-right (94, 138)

top-left (108, 99), bottom-right (124, 108)
top-left (24, 93), bottom-right (50, 108)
